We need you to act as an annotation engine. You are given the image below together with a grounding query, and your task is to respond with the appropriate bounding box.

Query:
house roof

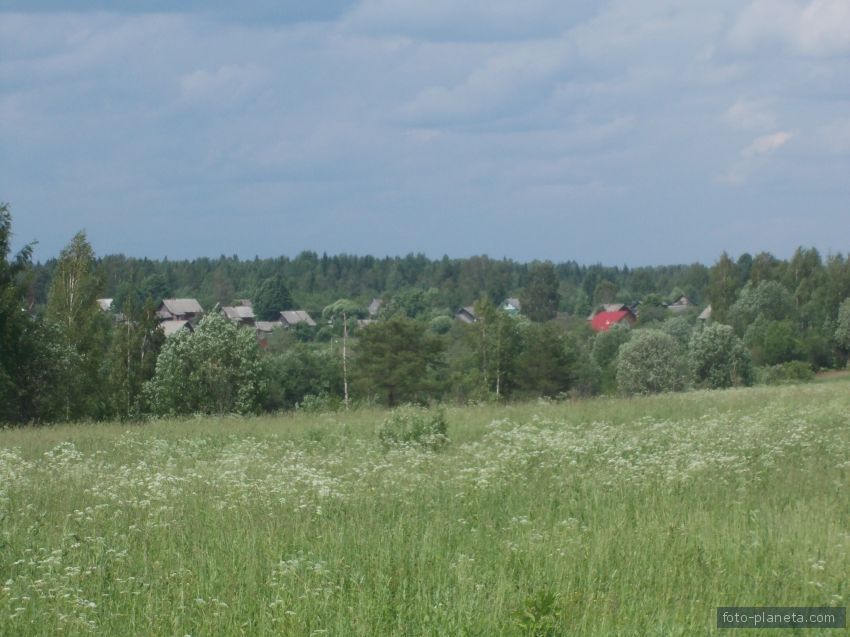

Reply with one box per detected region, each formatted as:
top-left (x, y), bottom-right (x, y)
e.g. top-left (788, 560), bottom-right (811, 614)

top-left (368, 298), bottom-right (383, 317)
top-left (697, 305), bottom-right (712, 320)
top-left (280, 310), bottom-right (316, 327)
top-left (590, 310), bottom-right (633, 332)
top-left (159, 319), bottom-right (193, 336)
top-left (255, 320), bottom-right (282, 333)
top-left (160, 298), bottom-right (204, 315)
top-left (667, 295), bottom-right (694, 313)
top-left (96, 298), bottom-right (113, 312)
top-left (503, 297), bottom-right (521, 310)
top-left (455, 306), bottom-right (477, 323)
top-left (221, 305), bottom-right (255, 321)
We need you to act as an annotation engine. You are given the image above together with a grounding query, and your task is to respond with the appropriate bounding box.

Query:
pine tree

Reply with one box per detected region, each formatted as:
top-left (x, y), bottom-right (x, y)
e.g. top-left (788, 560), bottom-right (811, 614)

top-left (520, 261), bottom-right (560, 322)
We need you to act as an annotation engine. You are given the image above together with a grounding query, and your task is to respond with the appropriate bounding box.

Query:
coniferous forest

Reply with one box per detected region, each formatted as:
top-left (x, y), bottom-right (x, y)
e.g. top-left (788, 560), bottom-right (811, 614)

top-left (3, 203), bottom-right (850, 424)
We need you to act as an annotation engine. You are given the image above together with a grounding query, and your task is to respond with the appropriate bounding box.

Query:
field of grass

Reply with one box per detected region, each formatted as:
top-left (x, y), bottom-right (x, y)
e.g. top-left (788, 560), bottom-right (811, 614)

top-left (1, 380), bottom-right (848, 635)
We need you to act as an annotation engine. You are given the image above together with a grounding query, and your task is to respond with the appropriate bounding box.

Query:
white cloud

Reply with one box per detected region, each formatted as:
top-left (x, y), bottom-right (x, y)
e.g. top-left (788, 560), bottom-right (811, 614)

top-left (731, 0), bottom-right (850, 55)
top-left (400, 38), bottom-right (571, 122)
top-left (724, 99), bottom-right (776, 131)
top-left (742, 131), bottom-right (794, 156)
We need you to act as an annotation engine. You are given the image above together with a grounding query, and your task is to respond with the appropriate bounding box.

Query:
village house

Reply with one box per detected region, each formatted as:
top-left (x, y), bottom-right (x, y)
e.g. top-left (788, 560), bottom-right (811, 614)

top-left (501, 298), bottom-right (522, 315)
top-left (368, 298), bottom-right (383, 318)
top-left (455, 305), bottom-right (477, 324)
top-left (697, 305), bottom-right (712, 321)
top-left (666, 295), bottom-right (695, 314)
top-left (588, 304), bottom-right (637, 332)
top-left (221, 304), bottom-right (255, 326)
top-left (158, 319), bottom-right (194, 337)
top-left (279, 310), bottom-right (316, 328)
top-left (156, 298), bottom-right (204, 323)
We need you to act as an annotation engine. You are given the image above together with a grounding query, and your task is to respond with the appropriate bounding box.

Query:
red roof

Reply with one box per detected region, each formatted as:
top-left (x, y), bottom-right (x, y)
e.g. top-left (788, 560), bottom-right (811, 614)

top-left (591, 310), bottom-right (632, 332)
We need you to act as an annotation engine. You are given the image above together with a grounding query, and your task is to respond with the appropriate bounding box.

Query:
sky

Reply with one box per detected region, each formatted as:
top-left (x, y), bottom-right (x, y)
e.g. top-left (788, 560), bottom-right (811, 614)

top-left (1, 0), bottom-right (849, 266)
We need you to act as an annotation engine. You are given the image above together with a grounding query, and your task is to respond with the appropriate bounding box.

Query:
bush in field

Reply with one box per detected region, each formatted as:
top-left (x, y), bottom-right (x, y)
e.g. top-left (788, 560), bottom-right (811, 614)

top-left (616, 329), bottom-right (687, 395)
top-left (689, 323), bottom-right (753, 389)
top-left (145, 312), bottom-right (266, 415)
top-left (756, 360), bottom-right (815, 385)
top-left (378, 405), bottom-right (449, 450)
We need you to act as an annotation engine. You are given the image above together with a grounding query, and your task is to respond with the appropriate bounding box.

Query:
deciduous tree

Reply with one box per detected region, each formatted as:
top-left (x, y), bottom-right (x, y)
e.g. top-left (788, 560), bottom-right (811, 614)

top-left (45, 232), bottom-right (110, 420)
top-left (689, 323), bottom-right (752, 388)
top-left (145, 311), bottom-right (266, 415)
top-left (617, 329), bottom-right (687, 395)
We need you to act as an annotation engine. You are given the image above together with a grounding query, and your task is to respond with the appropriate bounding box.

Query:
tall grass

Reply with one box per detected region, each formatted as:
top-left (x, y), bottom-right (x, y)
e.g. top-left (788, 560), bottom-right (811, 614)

top-left (1, 380), bottom-right (848, 635)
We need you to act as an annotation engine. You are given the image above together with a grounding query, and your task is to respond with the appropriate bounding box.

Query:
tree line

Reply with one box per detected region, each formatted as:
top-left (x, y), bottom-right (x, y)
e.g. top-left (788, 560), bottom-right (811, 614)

top-left (3, 203), bottom-right (850, 424)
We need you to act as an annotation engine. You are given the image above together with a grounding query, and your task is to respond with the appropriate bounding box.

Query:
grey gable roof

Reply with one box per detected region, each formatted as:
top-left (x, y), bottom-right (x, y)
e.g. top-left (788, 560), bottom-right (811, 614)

top-left (280, 310), bottom-right (316, 327)
top-left (161, 298), bottom-right (204, 315)
top-left (159, 320), bottom-right (193, 336)
top-left (222, 305), bottom-right (255, 321)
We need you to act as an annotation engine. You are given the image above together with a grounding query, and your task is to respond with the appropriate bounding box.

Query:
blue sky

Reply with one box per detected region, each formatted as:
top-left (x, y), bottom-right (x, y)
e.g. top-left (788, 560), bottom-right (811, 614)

top-left (2, 0), bottom-right (849, 265)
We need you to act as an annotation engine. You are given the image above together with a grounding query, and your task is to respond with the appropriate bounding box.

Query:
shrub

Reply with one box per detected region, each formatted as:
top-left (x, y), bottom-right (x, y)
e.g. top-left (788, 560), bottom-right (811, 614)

top-left (378, 405), bottom-right (449, 450)
top-left (296, 393), bottom-right (343, 413)
top-left (689, 323), bottom-right (752, 389)
top-left (756, 361), bottom-right (815, 385)
top-left (616, 329), bottom-right (687, 395)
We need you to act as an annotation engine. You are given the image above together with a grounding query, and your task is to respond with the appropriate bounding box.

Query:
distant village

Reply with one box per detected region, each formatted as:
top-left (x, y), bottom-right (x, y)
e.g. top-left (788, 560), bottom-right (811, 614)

top-left (96, 294), bottom-right (713, 342)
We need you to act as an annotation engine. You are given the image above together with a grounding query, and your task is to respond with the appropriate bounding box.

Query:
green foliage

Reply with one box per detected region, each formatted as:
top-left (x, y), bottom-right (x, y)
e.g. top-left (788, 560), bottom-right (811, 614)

top-left (428, 315), bottom-right (453, 334)
top-left (469, 298), bottom-right (522, 398)
top-left (264, 342), bottom-right (342, 411)
top-left (728, 280), bottom-right (794, 333)
top-left (0, 203), bottom-right (37, 422)
top-left (689, 323), bottom-right (752, 389)
top-left (377, 404), bottom-right (448, 449)
top-left (515, 323), bottom-right (577, 398)
top-left (295, 393), bottom-right (344, 413)
top-left (707, 252), bottom-right (740, 323)
top-left (617, 329), bottom-right (687, 395)
top-left (145, 312), bottom-right (266, 415)
top-left (106, 297), bottom-right (165, 419)
top-left (592, 324), bottom-right (632, 369)
top-left (253, 275), bottom-right (294, 321)
top-left (511, 590), bottom-right (561, 637)
top-left (520, 261), bottom-right (559, 322)
top-left (355, 316), bottom-right (445, 406)
top-left (744, 317), bottom-right (800, 366)
top-left (378, 288), bottom-right (431, 320)
top-left (45, 231), bottom-right (111, 420)
top-left (835, 298), bottom-right (850, 359)
top-left (591, 324), bottom-right (631, 393)
top-left (661, 315), bottom-right (694, 349)
top-left (756, 360), bottom-right (815, 385)
top-left (637, 293), bottom-right (666, 325)
top-left (592, 278), bottom-right (618, 306)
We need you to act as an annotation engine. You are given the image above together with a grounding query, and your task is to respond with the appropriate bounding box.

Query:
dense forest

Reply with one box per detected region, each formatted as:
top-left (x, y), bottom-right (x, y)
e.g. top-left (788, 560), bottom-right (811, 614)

top-left (3, 203), bottom-right (850, 424)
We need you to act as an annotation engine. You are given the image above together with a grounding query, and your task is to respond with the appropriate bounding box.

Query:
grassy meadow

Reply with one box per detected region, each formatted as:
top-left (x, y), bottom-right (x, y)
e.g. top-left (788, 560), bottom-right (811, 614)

top-left (1, 379), bottom-right (849, 635)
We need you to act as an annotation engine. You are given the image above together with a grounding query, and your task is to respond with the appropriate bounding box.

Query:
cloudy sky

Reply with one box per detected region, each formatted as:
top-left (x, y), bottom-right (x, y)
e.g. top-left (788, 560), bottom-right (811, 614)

top-left (2, 0), bottom-right (849, 266)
